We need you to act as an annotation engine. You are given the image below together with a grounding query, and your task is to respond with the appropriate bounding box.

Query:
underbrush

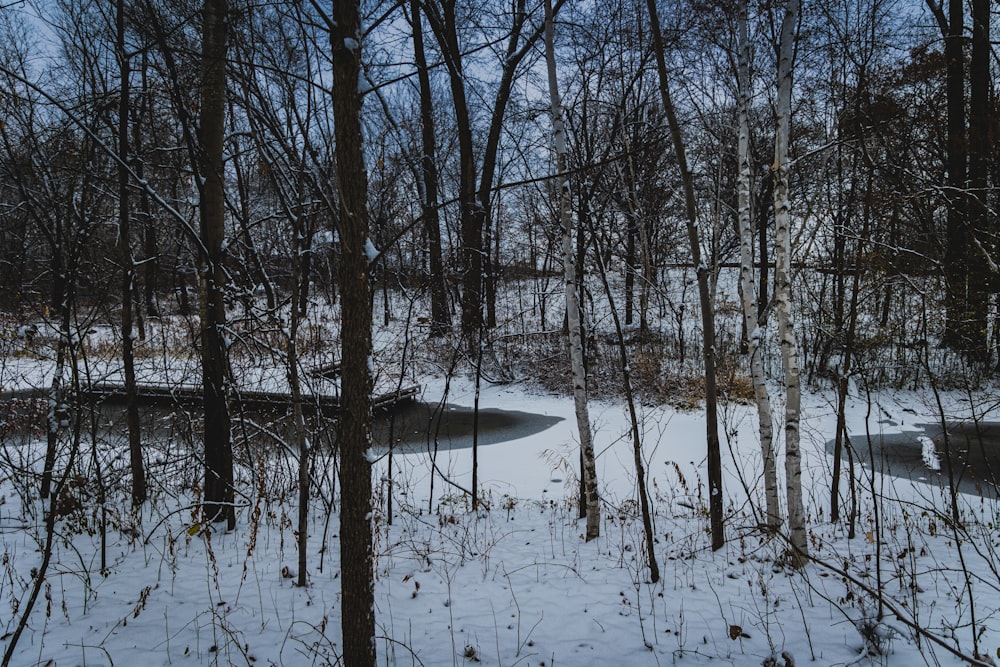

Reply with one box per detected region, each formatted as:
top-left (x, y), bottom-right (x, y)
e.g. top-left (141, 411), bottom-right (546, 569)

top-left (3, 404), bottom-right (999, 666)
top-left (3, 279), bottom-right (1000, 665)
top-left (521, 332), bottom-right (755, 410)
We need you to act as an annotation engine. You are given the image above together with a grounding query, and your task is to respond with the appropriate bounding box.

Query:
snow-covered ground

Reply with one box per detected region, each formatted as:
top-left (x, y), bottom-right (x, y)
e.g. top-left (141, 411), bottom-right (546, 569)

top-left (3, 365), bottom-right (1000, 666)
top-left (3, 280), bottom-right (999, 666)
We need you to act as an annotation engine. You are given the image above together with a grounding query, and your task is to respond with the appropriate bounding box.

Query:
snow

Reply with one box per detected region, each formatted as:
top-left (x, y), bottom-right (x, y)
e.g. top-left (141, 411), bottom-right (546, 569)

top-left (2, 300), bottom-right (999, 666)
top-left (3, 372), bottom-right (998, 665)
top-left (364, 237), bottom-right (379, 262)
top-left (358, 71), bottom-right (372, 95)
top-left (919, 434), bottom-right (941, 471)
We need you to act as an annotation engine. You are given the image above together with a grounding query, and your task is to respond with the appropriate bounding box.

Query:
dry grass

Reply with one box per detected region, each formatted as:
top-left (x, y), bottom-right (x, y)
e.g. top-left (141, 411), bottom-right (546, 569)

top-left (523, 333), bottom-right (756, 410)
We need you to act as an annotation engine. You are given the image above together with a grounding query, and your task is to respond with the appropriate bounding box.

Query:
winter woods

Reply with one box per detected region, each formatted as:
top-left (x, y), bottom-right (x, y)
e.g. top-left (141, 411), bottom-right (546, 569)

top-left (0, 0), bottom-right (998, 664)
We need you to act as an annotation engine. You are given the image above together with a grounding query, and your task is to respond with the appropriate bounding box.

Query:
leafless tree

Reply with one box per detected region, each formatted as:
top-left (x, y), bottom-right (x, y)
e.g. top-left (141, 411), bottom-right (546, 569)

top-left (331, 0), bottom-right (377, 662)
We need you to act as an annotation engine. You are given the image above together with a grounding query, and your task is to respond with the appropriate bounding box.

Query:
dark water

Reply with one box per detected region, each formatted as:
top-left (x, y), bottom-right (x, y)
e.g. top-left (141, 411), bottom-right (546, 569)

top-left (826, 422), bottom-right (1000, 499)
top-left (2, 396), bottom-right (563, 457)
top-left (372, 400), bottom-right (564, 455)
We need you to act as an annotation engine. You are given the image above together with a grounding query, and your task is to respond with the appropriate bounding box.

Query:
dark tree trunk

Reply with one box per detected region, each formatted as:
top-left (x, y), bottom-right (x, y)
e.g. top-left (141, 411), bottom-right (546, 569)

top-left (143, 224), bottom-right (159, 317)
top-left (425, 0), bottom-right (551, 343)
top-left (410, 0), bottom-right (450, 336)
top-left (298, 225), bottom-right (313, 317)
top-left (625, 218), bottom-right (635, 326)
top-left (137, 53), bottom-right (159, 319)
top-left (966, 0), bottom-right (991, 359)
top-left (423, 0), bottom-right (480, 341)
top-left (331, 0), bottom-right (377, 662)
top-left (936, 0), bottom-right (975, 353)
top-left (41, 266), bottom-right (68, 502)
top-left (473, 0), bottom-right (529, 335)
top-left (199, 0), bottom-right (234, 528)
top-left (755, 171), bottom-right (772, 323)
top-left (645, 0), bottom-right (724, 550)
top-left (118, 0), bottom-right (146, 508)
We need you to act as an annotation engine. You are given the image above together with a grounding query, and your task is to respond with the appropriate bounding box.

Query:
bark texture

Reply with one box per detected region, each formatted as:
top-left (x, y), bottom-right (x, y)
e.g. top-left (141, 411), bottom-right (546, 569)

top-left (966, 0), bottom-right (991, 360)
top-left (331, 0), bottom-right (377, 661)
top-left (544, 0), bottom-right (600, 541)
top-left (645, 0), bottom-right (725, 550)
top-left (199, 0), bottom-right (234, 528)
top-left (774, 0), bottom-right (807, 566)
top-left (117, 0), bottom-right (146, 508)
top-left (736, 0), bottom-right (778, 531)
top-left (410, 0), bottom-right (450, 336)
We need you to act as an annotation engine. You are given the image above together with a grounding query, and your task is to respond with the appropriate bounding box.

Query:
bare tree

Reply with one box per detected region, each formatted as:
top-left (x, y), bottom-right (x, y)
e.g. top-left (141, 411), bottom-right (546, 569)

top-left (423, 0), bottom-right (561, 341)
top-left (116, 0), bottom-right (147, 509)
top-left (331, 0), bottom-right (376, 661)
top-left (644, 0), bottom-right (725, 550)
top-left (736, 0), bottom-right (779, 531)
top-left (544, 0), bottom-right (600, 541)
top-left (773, 0), bottom-right (807, 565)
top-left (410, 0), bottom-right (450, 336)
top-left (198, 0), bottom-right (235, 528)
top-left (967, 0), bottom-right (992, 358)
top-left (924, 0), bottom-right (987, 358)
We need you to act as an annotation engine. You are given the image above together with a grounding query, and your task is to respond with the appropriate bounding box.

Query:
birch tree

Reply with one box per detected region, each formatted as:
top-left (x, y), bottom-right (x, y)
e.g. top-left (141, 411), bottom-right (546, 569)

top-left (544, 0), bottom-right (599, 540)
top-left (736, 0), bottom-right (779, 531)
top-left (773, 0), bottom-right (807, 565)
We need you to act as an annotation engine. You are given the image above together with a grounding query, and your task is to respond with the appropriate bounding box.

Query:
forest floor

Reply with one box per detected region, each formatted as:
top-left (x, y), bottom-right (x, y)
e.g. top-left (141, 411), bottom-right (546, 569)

top-left (2, 297), bottom-right (1000, 666)
top-left (3, 371), bottom-right (1000, 666)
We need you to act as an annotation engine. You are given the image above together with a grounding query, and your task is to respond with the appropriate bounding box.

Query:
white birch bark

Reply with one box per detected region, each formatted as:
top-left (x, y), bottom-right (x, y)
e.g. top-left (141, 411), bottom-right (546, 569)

top-left (774, 0), bottom-right (807, 564)
top-left (737, 0), bottom-right (780, 531)
top-left (545, 0), bottom-right (600, 540)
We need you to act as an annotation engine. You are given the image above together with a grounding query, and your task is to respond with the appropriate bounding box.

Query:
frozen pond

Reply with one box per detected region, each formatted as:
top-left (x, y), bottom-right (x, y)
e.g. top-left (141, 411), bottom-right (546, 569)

top-left (372, 400), bottom-right (564, 454)
top-left (0, 394), bottom-right (564, 456)
top-left (827, 421), bottom-right (1000, 498)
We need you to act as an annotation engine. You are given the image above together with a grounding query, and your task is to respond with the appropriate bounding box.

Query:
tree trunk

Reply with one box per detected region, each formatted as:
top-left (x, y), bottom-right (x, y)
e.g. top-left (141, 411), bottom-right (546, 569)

top-left (331, 0), bottom-right (377, 661)
top-left (736, 0), bottom-right (778, 531)
top-left (199, 0), bottom-right (234, 529)
top-left (425, 0), bottom-right (551, 343)
top-left (625, 219), bottom-right (635, 326)
top-left (290, 261), bottom-right (309, 588)
top-left (545, 0), bottom-right (600, 541)
top-left (588, 226), bottom-right (660, 581)
top-left (966, 0), bottom-right (991, 360)
top-left (831, 205), bottom-right (866, 525)
top-left (774, 0), bottom-right (807, 566)
top-left (644, 0), bottom-right (725, 550)
top-left (424, 0), bottom-right (480, 341)
top-left (935, 0), bottom-right (975, 354)
top-left (136, 54), bottom-right (159, 319)
top-left (41, 266), bottom-right (68, 502)
top-left (117, 0), bottom-right (146, 508)
top-left (473, 0), bottom-right (529, 336)
top-left (756, 172), bottom-right (772, 322)
top-left (410, 0), bottom-right (450, 336)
